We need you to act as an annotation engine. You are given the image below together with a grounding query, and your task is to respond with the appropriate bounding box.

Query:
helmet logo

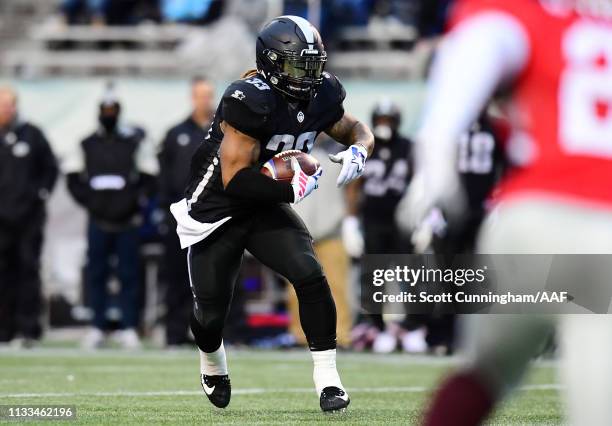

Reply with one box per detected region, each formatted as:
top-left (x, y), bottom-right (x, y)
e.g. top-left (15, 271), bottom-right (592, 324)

top-left (297, 111), bottom-right (305, 123)
top-left (231, 90), bottom-right (246, 101)
top-left (301, 48), bottom-right (319, 56)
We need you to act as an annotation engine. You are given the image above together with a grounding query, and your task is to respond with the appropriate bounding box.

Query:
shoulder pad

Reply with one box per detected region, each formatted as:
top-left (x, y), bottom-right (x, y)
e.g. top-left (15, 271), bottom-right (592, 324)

top-left (222, 79), bottom-right (276, 116)
top-left (319, 72), bottom-right (346, 106)
top-left (222, 79), bottom-right (275, 136)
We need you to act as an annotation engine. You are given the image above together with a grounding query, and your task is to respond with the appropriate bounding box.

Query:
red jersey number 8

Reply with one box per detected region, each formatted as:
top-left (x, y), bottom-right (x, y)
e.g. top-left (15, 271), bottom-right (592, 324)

top-left (560, 22), bottom-right (612, 158)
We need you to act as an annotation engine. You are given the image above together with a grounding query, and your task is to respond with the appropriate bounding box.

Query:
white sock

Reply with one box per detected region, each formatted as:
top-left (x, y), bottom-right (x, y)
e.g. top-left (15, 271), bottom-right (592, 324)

top-left (199, 341), bottom-right (228, 376)
top-left (311, 349), bottom-right (344, 395)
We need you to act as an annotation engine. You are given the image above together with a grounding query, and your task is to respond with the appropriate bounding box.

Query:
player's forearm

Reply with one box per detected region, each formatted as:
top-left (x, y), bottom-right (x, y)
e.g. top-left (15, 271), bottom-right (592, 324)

top-left (347, 121), bottom-right (374, 157)
top-left (326, 113), bottom-right (374, 156)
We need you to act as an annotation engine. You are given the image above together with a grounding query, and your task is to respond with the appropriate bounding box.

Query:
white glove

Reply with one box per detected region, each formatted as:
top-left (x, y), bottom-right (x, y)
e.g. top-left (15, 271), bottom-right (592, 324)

top-left (329, 144), bottom-right (368, 187)
top-left (341, 215), bottom-right (364, 258)
top-left (290, 157), bottom-right (322, 204)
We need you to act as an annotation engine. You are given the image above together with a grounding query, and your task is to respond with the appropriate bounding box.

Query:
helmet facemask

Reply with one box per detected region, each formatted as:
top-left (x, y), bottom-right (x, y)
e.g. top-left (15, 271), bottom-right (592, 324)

top-left (260, 49), bottom-right (327, 101)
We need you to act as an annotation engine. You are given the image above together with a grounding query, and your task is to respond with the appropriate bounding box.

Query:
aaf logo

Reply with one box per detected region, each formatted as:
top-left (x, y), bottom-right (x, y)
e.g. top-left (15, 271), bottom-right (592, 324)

top-left (231, 90), bottom-right (245, 101)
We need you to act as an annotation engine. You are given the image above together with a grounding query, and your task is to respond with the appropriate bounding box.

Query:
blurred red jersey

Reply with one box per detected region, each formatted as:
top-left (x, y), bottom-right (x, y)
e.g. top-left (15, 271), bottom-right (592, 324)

top-left (451, 0), bottom-right (612, 208)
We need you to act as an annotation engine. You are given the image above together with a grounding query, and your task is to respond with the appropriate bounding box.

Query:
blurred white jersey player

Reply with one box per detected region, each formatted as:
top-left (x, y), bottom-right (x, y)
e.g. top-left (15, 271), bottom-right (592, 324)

top-left (405, 0), bottom-right (612, 425)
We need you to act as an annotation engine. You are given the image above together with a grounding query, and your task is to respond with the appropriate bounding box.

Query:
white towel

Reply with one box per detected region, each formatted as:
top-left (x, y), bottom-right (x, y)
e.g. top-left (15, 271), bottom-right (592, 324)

top-left (170, 199), bottom-right (232, 249)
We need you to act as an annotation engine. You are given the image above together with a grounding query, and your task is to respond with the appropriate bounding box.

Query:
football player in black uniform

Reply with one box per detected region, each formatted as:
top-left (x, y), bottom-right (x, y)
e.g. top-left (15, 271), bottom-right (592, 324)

top-left (441, 113), bottom-right (505, 253)
top-left (346, 100), bottom-right (416, 349)
top-left (170, 16), bottom-right (374, 412)
top-left (355, 99), bottom-right (413, 256)
top-left (403, 112), bottom-right (506, 256)
top-left (396, 112), bottom-right (506, 354)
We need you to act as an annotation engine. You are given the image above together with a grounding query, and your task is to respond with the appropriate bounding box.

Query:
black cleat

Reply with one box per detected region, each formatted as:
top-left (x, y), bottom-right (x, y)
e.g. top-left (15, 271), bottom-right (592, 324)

top-left (319, 386), bottom-right (350, 413)
top-left (201, 374), bottom-right (231, 408)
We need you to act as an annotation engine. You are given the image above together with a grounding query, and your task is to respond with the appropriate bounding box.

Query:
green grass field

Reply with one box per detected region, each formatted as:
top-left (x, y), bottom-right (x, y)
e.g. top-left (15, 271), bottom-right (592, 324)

top-left (0, 348), bottom-right (563, 425)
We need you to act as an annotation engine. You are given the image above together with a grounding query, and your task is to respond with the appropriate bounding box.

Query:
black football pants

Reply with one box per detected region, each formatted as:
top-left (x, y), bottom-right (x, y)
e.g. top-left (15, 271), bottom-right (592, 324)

top-left (188, 203), bottom-right (336, 353)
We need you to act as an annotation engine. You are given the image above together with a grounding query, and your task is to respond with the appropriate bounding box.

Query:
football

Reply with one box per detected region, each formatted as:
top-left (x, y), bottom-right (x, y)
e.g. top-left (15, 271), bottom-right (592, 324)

top-left (260, 150), bottom-right (320, 182)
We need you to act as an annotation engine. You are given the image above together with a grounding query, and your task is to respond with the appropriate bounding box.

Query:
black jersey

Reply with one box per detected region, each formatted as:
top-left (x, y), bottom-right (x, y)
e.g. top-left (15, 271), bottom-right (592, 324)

top-left (184, 72), bottom-right (345, 224)
top-left (457, 115), bottom-right (505, 217)
top-left (361, 135), bottom-right (413, 223)
top-left (434, 115), bottom-right (506, 254)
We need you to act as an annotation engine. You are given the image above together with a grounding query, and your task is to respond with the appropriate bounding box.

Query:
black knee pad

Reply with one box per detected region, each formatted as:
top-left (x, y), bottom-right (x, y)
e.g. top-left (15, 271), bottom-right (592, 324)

top-left (192, 302), bottom-right (225, 331)
top-left (293, 275), bottom-right (332, 304)
top-left (190, 303), bottom-right (225, 353)
top-left (285, 253), bottom-right (324, 287)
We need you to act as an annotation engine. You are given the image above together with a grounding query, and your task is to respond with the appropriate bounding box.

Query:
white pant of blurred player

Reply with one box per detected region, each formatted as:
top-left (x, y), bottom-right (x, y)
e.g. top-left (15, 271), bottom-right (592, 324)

top-left (462, 196), bottom-right (612, 426)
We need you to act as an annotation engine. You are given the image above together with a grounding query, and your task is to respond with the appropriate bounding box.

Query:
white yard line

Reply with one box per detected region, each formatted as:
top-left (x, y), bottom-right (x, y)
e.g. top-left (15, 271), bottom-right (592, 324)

top-left (0, 384), bottom-right (563, 399)
top-left (0, 348), bottom-right (559, 368)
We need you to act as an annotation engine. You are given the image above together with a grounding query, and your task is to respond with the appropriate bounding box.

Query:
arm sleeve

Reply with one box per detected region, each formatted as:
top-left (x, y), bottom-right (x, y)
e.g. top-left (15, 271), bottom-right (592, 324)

top-left (225, 167), bottom-right (294, 203)
top-left (417, 12), bottom-right (529, 179)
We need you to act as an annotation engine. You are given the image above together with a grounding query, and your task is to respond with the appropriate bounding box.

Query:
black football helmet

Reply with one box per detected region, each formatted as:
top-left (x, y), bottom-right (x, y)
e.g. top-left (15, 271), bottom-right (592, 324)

top-left (371, 98), bottom-right (401, 129)
top-left (372, 99), bottom-right (401, 141)
top-left (256, 15), bottom-right (327, 101)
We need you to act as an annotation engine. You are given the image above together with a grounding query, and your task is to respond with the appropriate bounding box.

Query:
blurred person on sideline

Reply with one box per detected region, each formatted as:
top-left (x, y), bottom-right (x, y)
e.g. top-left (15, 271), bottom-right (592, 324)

top-left (65, 88), bottom-right (158, 350)
top-left (288, 136), bottom-right (353, 349)
top-left (345, 99), bottom-right (423, 353)
top-left (158, 76), bottom-right (215, 347)
top-left (402, 0), bottom-right (612, 425)
top-left (0, 86), bottom-right (58, 348)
